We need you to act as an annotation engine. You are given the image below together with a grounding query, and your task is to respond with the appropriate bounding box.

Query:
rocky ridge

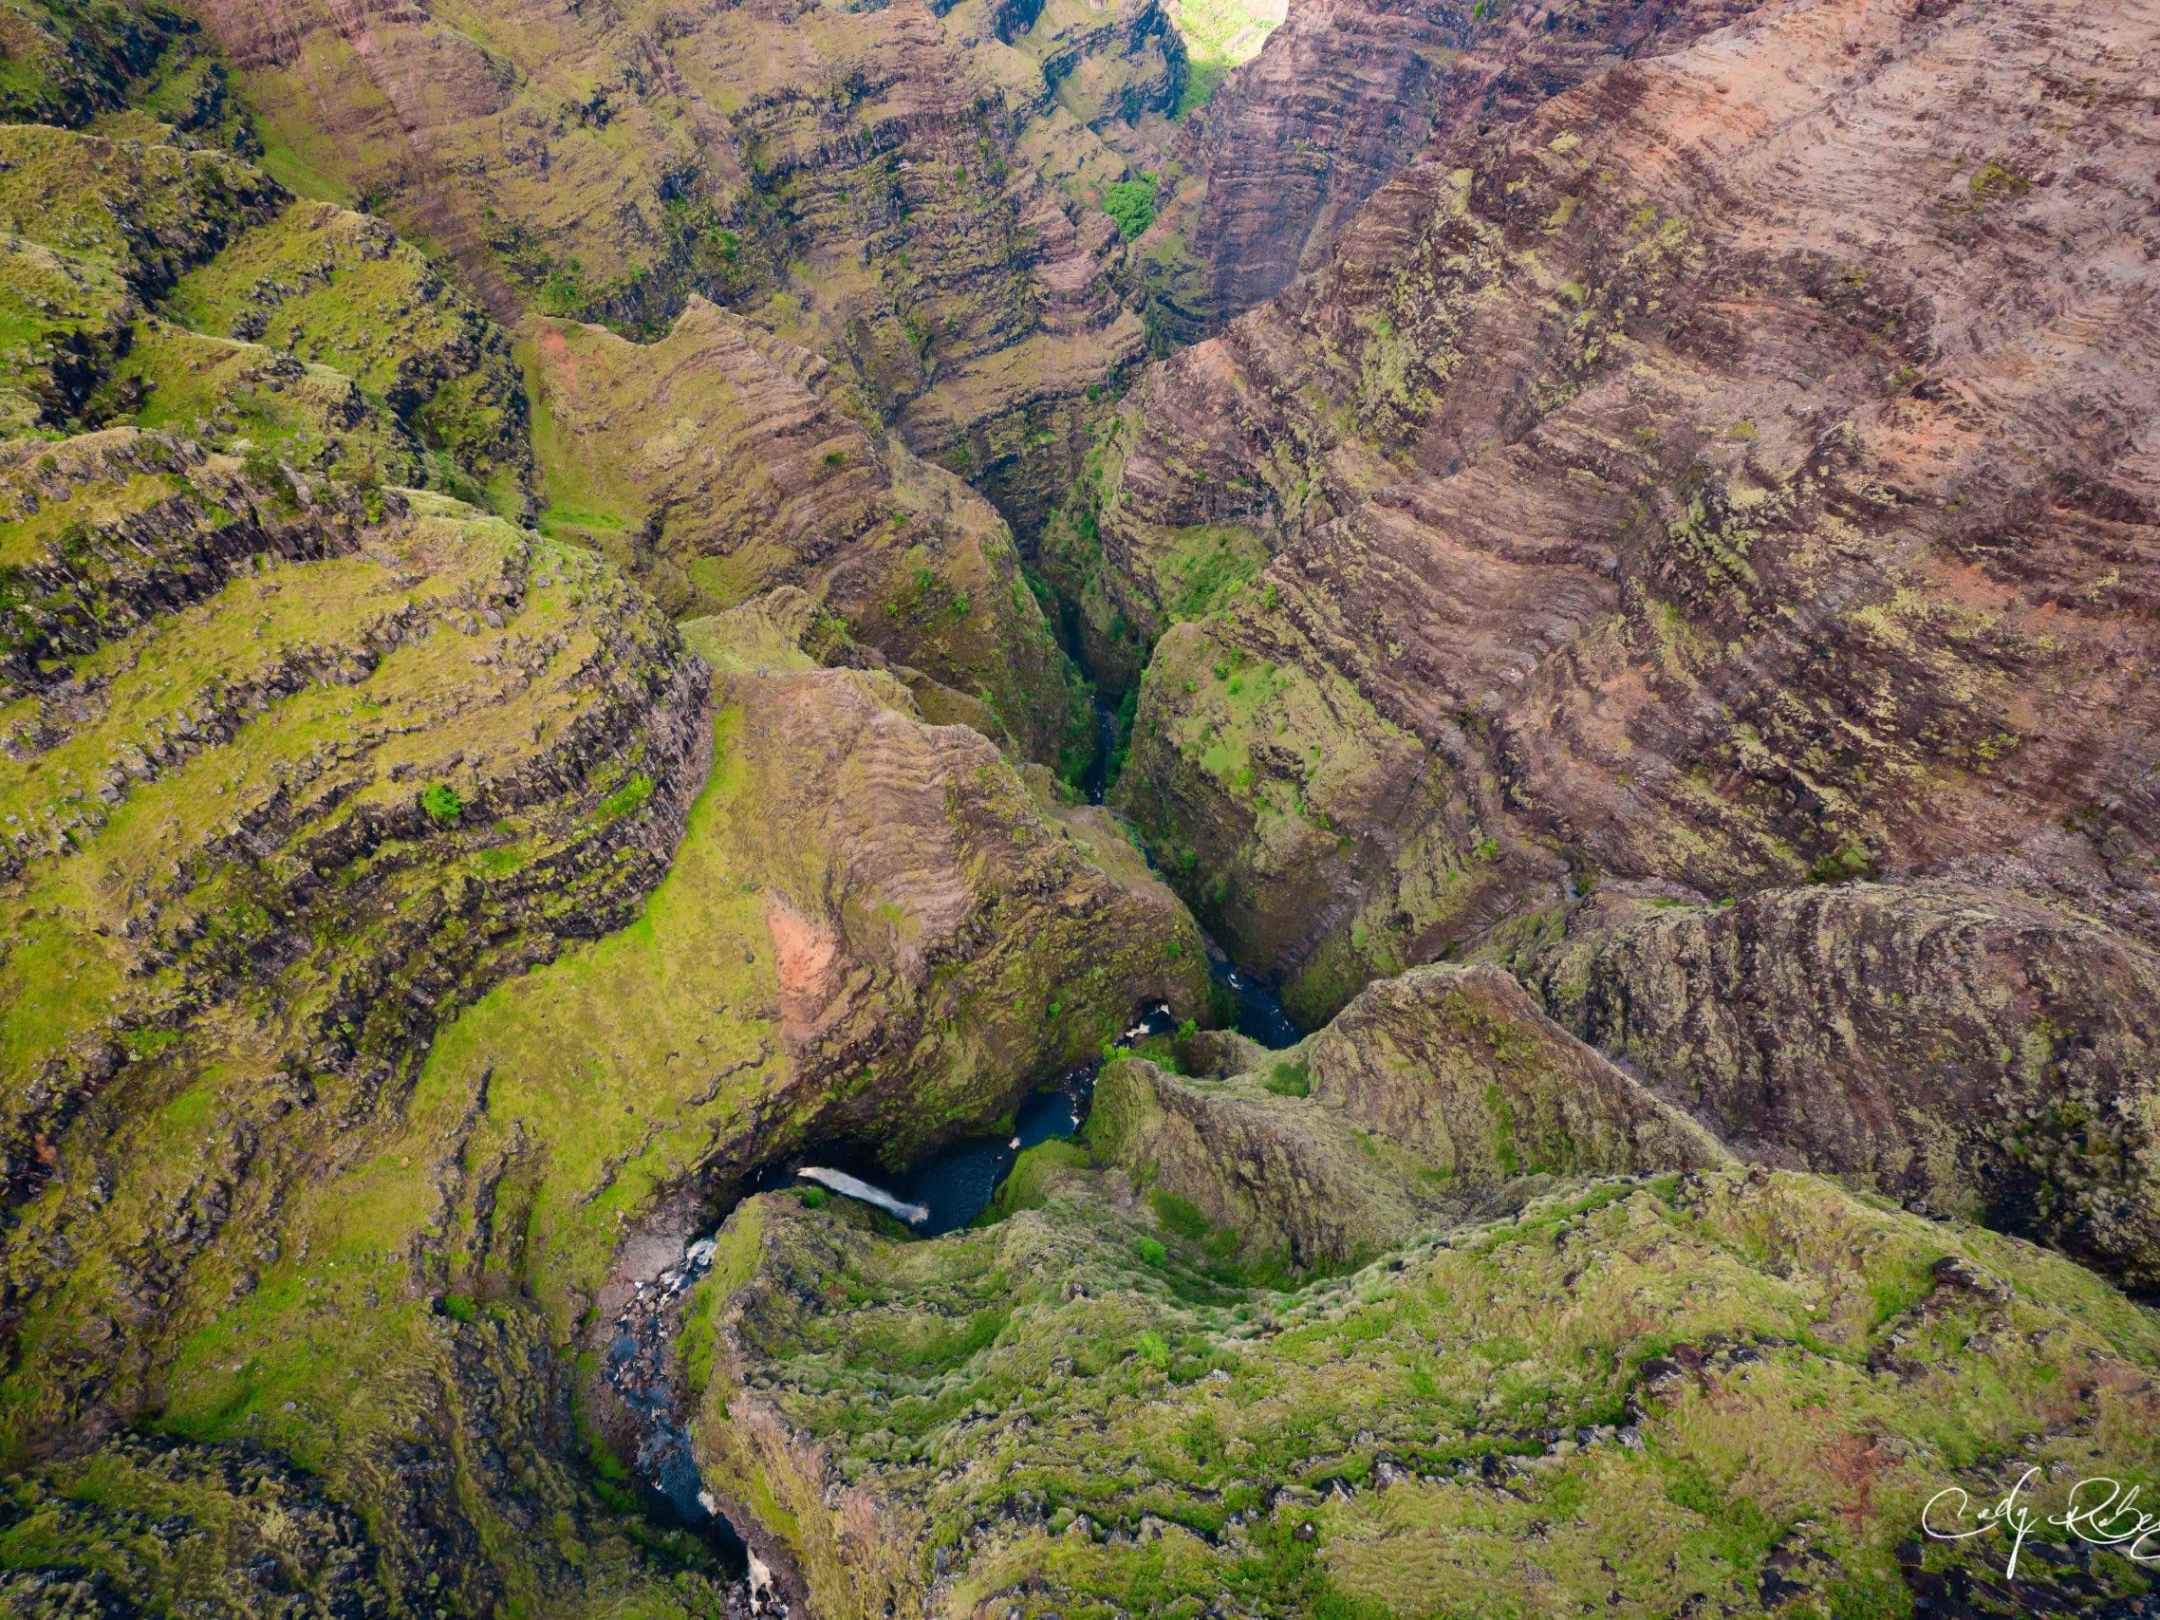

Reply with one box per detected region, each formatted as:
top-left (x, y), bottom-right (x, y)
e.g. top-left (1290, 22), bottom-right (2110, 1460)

top-left (1513, 881), bottom-right (2160, 1294)
top-left (527, 299), bottom-right (1092, 768)
top-left (694, 1141), bottom-right (2160, 1616)
top-left (1138, 0), bottom-right (1765, 341)
top-left (0, 0), bottom-right (2156, 1613)
top-left (1087, 961), bottom-right (1728, 1265)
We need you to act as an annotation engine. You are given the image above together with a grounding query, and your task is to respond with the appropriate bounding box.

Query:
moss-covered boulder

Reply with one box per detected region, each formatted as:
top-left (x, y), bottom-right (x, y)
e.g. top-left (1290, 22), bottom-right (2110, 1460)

top-left (692, 1163), bottom-right (2160, 1618)
top-left (1520, 881), bottom-right (2160, 1295)
top-left (1089, 963), bottom-right (1730, 1266)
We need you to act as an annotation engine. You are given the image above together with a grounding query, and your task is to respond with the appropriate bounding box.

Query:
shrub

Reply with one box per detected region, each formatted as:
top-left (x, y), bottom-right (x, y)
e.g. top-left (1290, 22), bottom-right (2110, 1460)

top-left (1265, 1060), bottom-right (1311, 1098)
top-left (1807, 843), bottom-right (1876, 885)
top-left (1101, 173), bottom-right (1159, 240)
top-left (421, 783), bottom-right (465, 824)
top-left (1134, 1236), bottom-right (1168, 1268)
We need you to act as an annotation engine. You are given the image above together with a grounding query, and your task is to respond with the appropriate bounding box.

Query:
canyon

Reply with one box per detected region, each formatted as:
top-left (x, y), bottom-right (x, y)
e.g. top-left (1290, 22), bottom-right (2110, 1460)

top-left (0, 0), bottom-right (2155, 1615)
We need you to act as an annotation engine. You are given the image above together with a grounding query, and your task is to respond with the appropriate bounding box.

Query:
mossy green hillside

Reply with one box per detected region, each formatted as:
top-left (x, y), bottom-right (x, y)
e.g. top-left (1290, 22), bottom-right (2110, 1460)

top-left (1113, 610), bottom-right (1528, 1025)
top-left (1085, 963), bottom-right (1729, 1267)
top-left (0, 0), bottom-right (251, 145)
top-left (0, 123), bottom-right (529, 509)
top-left (0, 426), bottom-right (712, 1611)
top-left (195, 0), bottom-right (1176, 524)
top-left (59, 591), bottom-right (1204, 1601)
top-left (527, 302), bottom-right (1090, 766)
top-left (694, 1162), bottom-right (2160, 1618)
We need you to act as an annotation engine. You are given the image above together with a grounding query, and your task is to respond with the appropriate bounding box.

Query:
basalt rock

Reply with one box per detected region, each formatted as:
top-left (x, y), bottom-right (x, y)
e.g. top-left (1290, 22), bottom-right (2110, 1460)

top-left (1091, 0), bottom-right (2160, 1023)
top-left (0, 123), bottom-right (528, 503)
top-left (180, 0), bottom-right (1190, 528)
top-left (1144, 0), bottom-right (1761, 338)
top-left (1087, 961), bottom-right (1728, 1265)
top-left (1519, 881), bottom-right (2160, 1295)
top-left (0, 425), bottom-right (716, 1606)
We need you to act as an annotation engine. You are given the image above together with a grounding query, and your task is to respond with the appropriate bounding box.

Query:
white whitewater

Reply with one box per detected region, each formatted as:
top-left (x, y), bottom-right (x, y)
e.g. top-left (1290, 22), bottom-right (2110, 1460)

top-left (798, 1166), bottom-right (929, 1225)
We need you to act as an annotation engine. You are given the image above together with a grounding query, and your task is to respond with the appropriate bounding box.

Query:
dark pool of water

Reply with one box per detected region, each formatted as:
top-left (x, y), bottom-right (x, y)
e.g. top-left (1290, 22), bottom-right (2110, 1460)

top-left (1208, 941), bottom-right (1303, 1049)
top-left (750, 1004), bottom-right (1185, 1234)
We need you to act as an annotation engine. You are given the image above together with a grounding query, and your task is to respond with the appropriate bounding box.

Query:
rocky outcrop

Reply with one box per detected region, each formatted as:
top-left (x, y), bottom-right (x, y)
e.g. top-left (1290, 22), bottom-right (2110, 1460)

top-left (1088, 961), bottom-right (1727, 1264)
top-left (693, 1163), bottom-right (2160, 1618)
top-left (1142, 0), bottom-right (1760, 338)
top-left (1091, 0), bottom-right (2160, 1021)
top-left (181, 0), bottom-right (1190, 527)
top-left (0, 0), bottom-right (244, 140)
top-left (0, 451), bottom-right (1209, 1602)
top-left (1520, 882), bottom-right (2160, 1294)
top-left (529, 300), bottom-right (1090, 766)
top-left (0, 1432), bottom-right (394, 1614)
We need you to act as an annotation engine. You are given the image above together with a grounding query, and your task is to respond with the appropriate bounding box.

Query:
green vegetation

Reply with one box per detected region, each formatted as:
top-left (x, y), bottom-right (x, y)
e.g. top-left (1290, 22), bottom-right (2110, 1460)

top-left (692, 1166), bottom-right (2160, 1617)
top-left (1168, 0), bottom-right (1285, 116)
top-left (1102, 173), bottom-right (1161, 241)
top-left (1968, 160), bottom-right (2032, 204)
top-left (1807, 843), bottom-right (1877, 884)
top-left (421, 782), bottom-right (467, 824)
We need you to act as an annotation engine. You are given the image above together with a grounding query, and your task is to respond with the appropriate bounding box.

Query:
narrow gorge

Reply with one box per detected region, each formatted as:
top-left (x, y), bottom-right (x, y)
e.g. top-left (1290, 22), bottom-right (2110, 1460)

top-left (0, 0), bottom-right (2155, 1617)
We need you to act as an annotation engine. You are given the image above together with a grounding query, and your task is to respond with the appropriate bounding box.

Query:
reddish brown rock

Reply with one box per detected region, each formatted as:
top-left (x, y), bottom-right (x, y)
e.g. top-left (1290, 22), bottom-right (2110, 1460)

top-left (528, 299), bottom-right (1090, 766)
top-left (1096, 0), bottom-right (2160, 1021)
top-left (1519, 882), bottom-right (2160, 1294)
top-left (1145, 0), bottom-right (1761, 336)
top-left (184, 0), bottom-right (1189, 525)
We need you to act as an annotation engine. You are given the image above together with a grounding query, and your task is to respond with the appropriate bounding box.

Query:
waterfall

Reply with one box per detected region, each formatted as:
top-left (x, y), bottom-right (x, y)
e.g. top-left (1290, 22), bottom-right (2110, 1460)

top-left (797, 1166), bottom-right (929, 1225)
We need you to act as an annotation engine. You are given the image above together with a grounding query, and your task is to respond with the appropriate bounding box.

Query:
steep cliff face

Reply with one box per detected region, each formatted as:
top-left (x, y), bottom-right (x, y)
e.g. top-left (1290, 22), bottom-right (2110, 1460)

top-left (1088, 0), bottom-right (2159, 1022)
top-left (0, 533), bottom-right (1209, 1606)
top-left (1513, 882), bottom-right (2160, 1294)
top-left (0, 428), bottom-right (716, 1610)
top-left (694, 1158), bottom-right (2160, 1618)
top-left (0, 0), bottom-right (247, 141)
top-left (178, 0), bottom-right (1190, 527)
top-left (528, 299), bottom-right (1091, 767)
top-left (1088, 961), bottom-right (1726, 1264)
top-left (1140, 0), bottom-right (1762, 338)
top-left (0, 123), bottom-right (527, 508)
top-left (0, 44), bottom-right (1218, 1598)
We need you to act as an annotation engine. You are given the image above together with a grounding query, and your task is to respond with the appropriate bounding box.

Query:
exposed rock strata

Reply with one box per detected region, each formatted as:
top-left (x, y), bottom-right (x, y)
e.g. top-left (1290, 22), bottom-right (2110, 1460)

top-left (1142, 0), bottom-right (1762, 338)
top-left (1087, 0), bottom-right (2160, 1023)
top-left (693, 1160), bottom-right (2160, 1617)
top-left (181, 0), bottom-right (1189, 525)
top-left (0, 427), bottom-right (715, 1609)
top-left (1518, 882), bottom-right (2160, 1294)
top-left (529, 300), bottom-right (1090, 766)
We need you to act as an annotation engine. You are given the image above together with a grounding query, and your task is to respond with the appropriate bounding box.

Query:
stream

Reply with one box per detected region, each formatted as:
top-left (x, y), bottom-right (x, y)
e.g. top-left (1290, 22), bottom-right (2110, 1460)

top-left (599, 973), bottom-right (1295, 1601)
top-left (603, 690), bottom-right (1305, 1606)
